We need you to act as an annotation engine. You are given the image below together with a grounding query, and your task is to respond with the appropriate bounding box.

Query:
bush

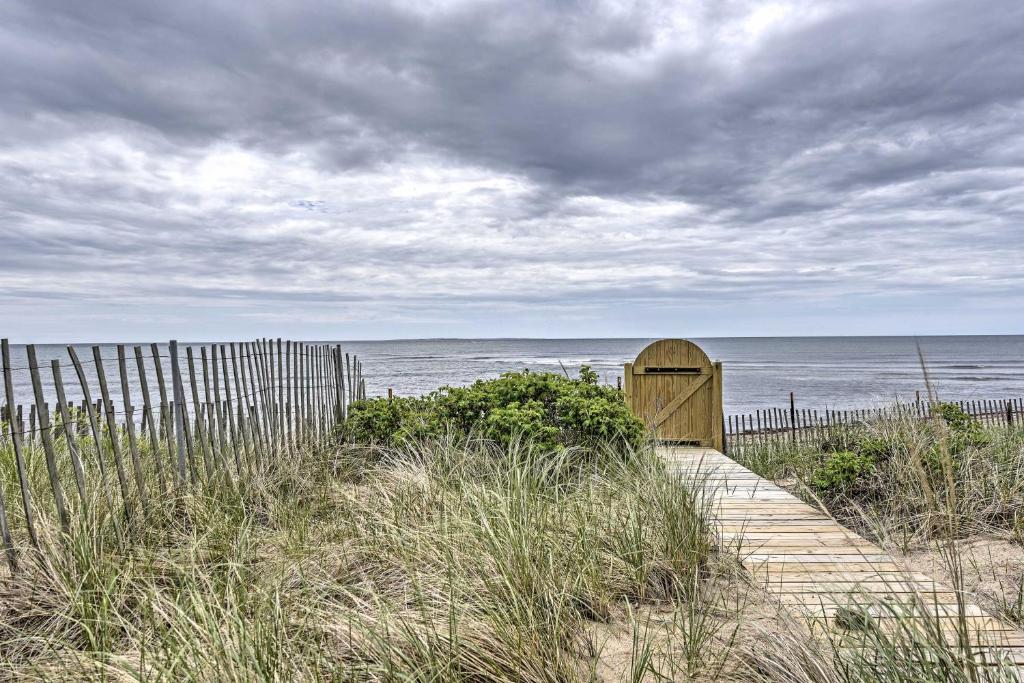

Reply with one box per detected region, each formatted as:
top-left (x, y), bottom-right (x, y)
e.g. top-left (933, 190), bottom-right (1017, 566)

top-left (855, 434), bottom-right (899, 462)
top-left (935, 402), bottom-right (989, 452)
top-left (812, 450), bottom-right (876, 496)
top-left (341, 395), bottom-right (436, 445)
top-left (342, 366), bottom-right (646, 451)
top-left (736, 404), bottom-right (1024, 544)
top-left (809, 405), bottom-right (986, 498)
top-left (483, 400), bottom-right (560, 450)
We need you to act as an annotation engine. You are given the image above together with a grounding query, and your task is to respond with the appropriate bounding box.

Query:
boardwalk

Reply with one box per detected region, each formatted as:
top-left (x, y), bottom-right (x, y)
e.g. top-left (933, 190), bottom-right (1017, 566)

top-left (659, 446), bottom-right (1024, 668)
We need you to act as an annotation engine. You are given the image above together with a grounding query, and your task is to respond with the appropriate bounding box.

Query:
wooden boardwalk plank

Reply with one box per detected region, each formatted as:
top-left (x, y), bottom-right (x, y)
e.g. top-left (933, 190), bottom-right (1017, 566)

top-left (659, 446), bottom-right (1024, 669)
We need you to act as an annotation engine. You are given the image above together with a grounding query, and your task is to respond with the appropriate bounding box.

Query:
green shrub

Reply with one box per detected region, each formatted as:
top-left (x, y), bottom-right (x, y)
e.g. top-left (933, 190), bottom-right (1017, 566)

top-left (812, 450), bottom-right (876, 495)
top-left (483, 400), bottom-right (560, 450)
top-left (855, 434), bottom-right (899, 462)
top-left (735, 405), bottom-right (1024, 543)
top-left (935, 402), bottom-right (989, 452)
top-left (342, 366), bottom-right (646, 451)
top-left (578, 365), bottom-right (598, 384)
top-left (936, 402), bottom-right (976, 434)
top-left (341, 395), bottom-right (435, 445)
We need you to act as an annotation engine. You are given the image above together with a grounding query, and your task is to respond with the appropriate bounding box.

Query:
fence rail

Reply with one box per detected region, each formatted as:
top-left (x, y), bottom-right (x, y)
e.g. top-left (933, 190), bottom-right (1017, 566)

top-left (0, 337), bottom-right (367, 574)
top-left (725, 393), bottom-right (1023, 453)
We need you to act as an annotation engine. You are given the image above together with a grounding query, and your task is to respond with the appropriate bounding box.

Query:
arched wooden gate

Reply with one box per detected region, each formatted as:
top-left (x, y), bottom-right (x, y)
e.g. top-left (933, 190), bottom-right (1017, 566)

top-left (623, 339), bottom-right (724, 451)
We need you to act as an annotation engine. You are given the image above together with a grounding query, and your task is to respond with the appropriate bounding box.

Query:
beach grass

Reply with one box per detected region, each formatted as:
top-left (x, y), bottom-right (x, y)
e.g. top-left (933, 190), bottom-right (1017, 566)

top-left (1, 416), bottom-right (1022, 680)
top-left (732, 403), bottom-right (1024, 641)
top-left (0, 430), bottom-right (734, 680)
top-left (732, 410), bottom-right (1024, 546)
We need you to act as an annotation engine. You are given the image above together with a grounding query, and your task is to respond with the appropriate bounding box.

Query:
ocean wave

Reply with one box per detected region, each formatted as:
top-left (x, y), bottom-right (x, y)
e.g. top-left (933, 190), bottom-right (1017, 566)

top-left (945, 376), bottom-right (1003, 382)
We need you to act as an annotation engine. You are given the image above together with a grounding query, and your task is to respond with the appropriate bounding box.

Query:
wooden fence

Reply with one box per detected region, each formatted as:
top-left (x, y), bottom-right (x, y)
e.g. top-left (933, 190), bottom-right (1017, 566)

top-left (0, 338), bottom-right (366, 574)
top-left (725, 393), bottom-right (1023, 453)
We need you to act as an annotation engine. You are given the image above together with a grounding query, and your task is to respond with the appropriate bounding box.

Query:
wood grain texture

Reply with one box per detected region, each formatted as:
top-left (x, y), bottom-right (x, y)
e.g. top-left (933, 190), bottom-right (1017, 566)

top-left (659, 446), bottom-right (1024, 667)
top-left (626, 339), bottom-right (723, 450)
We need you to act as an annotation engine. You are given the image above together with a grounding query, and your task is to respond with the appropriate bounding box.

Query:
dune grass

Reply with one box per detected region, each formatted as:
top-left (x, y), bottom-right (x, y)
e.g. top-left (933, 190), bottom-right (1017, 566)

top-left (2, 408), bottom-right (1023, 681)
top-left (0, 427), bottom-right (733, 681)
top-left (729, 403), bottom-right (1024, 681)
top-left (731, 411), bottom-right (1024, 549)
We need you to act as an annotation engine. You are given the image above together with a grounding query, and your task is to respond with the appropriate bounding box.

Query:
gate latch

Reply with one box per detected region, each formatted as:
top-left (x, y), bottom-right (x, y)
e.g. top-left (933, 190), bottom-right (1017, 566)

top-left (640, 367), bottom-right (702, 374)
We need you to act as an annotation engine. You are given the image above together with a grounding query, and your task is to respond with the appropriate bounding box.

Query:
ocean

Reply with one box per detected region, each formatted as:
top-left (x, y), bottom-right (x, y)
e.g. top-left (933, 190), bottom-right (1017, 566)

top-left (4, 336), bottom-right (1023, 417)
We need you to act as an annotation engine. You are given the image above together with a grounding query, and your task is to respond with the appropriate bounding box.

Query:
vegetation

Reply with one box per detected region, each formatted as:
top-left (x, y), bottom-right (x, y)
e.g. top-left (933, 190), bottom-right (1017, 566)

top-left (341, 367), bottom-right (646, 452)
top-left (733, 399), bottom-right (1024, 655)
top-left (2, 381), bottom-right (1023, 680)
top-left (0, 411), bottom-right (740, 680)
top-left (732, 402), bottom-right (1024, 546)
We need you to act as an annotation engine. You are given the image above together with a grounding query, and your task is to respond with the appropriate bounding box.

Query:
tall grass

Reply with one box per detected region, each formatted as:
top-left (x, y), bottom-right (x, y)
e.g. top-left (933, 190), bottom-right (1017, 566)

top-left (732, 390), bottom-right (1024, 682)
top-left (0, 428), bottom-right (722, 681)
top-left (737, 601), bottom-right (1023, 683)
top-left (731, 413), bottom-right (1024, 549)
top-left (4, 401), bottom-right (1021, 680)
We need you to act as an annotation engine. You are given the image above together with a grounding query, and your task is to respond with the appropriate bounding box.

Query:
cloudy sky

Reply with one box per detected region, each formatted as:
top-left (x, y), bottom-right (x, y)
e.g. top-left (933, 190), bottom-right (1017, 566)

top-left (1, 0), bottom-right (1022, 342)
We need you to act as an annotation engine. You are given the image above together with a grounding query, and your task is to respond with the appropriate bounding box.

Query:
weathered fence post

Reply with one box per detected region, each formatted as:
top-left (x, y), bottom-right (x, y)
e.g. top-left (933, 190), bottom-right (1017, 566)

top-left (68, 346), bottom-right (124, 538)
top-left (789, 392), bottom-right (796, 442)
top-left (345, 353), bottom-right (353, 406)
top-left (186, 347), bottom-right (212, 479)
top-left (169, 340), bottom-right (189, 488)
top-left (200, 347), bottom-right (218, 466)
top-left (277, 338), bottom-right (285, 451)
top-left (215, 345), bottom-right (238, 473)
top-left (284, 340), bottom-right (293, 449)
top-left (51, 359), bottom-right (88, 507)
top-left (134, 346), bottom-right (167, 495)
top-left (2, 339), bottom-right (37, 552)
top-left (151, 344), bottom-right (175, 471)
top-left (2, 339), bottom-right (38, 552)
top-left (92, 346), bottom-right (133, 506)
top-left (333, 345), bottom-right (344, 423)
top-left (117, 345), bottom-right (148, 505)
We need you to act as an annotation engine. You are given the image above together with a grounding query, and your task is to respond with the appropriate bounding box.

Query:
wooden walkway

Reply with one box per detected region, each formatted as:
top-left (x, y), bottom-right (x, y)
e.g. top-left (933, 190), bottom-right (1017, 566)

top-left (659, 446), bottom-right (1024, 668)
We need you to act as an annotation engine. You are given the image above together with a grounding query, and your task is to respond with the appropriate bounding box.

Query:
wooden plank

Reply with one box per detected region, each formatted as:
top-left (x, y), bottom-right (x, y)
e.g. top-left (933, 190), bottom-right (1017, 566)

top-left (658, 445), bottom-right (1024, 667)
top-left (185, 347), bottom-right (212, 479)
top-left (243, 341), bottom-right (266, 460)
top-left (774, 584), bottom-right (957, 596)
top-left (319, 345), bottom-right (327, 433)
top-left (27, 345), bottom-right (70, 534)
top-left (334, 345), bottom-right (344, 423)
top-left (200, 346), bottom-right (218, 467)
top-left (67, 346), bottom-right (124, 537)
top-left (2, 338), bottom-right (37, 549)
top-left (238, 342), bottom-right (260, 462)
top-left (150, 343), bottom-right (175, 469)
top-left (116, 345), bottom-right (148, 504)
top-left (284, 340), bottom-right (293, 448)
top-left (210, 345), bottom-right (230, 470)
top-left (277, 339), bottom-right (285, 450)
top-left (220, 344), bottom-right (242, 474)
top-left (345, 352), bottom-right (353, 407)
top-left (92, 345), bottom-right (132, 505)
top-left (134, 346), bottom-right (167, 494)
top-left (51, 359), bottom-right (88, 508)
top-left (168, 340), bottom-right (189, 488)
top-left (297, 343), bottom-right (305, 443)
top-left (230, 342), bottom-right (254, 465)
top-left (303, 343), bottom-right (312, 437)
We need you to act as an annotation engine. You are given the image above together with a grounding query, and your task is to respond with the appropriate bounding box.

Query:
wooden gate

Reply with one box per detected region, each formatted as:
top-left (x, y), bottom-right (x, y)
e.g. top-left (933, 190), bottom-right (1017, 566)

top-left (624, 339), bottom-right (723, 450)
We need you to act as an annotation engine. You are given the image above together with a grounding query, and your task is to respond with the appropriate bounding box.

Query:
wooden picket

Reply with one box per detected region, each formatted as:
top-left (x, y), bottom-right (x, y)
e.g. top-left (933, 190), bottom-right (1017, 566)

top-left (726, 395), bottom-right (1023, 455)
top-left (0, 338), bottom-right (365, 574)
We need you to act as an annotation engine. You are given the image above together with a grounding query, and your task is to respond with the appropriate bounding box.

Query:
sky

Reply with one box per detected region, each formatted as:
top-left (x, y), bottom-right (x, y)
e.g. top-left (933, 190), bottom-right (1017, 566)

top-left (1, 0), bottom-right (1022, 342)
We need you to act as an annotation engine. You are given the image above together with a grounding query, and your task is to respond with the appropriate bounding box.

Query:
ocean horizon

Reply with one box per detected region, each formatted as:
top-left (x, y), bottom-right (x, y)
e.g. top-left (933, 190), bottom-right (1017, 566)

top-left (5, 335), bottom-right (1023, 417)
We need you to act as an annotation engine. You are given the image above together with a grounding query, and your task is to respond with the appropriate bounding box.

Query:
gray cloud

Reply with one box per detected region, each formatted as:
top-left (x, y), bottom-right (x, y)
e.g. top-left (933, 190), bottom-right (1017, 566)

top-left (1, 0), bottom-right (1022, 341)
